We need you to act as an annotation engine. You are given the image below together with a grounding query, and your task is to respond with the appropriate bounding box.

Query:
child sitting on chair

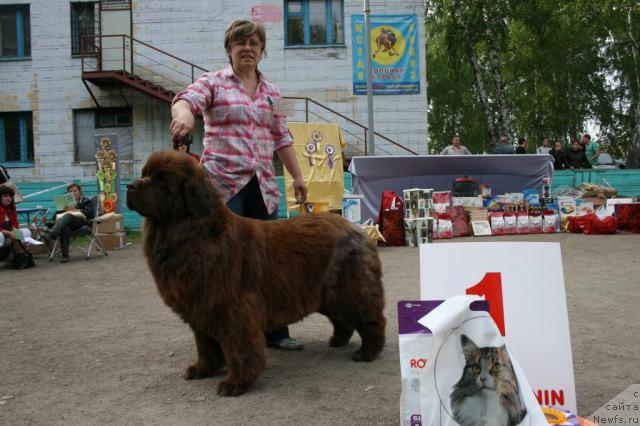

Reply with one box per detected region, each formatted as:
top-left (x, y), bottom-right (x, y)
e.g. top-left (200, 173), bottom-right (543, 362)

top-left (42, 184), bottom-right (95, 263)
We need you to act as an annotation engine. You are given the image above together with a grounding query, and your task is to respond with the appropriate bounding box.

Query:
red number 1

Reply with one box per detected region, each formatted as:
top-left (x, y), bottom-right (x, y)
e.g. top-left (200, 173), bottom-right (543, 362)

top-left (466, 272), bottom-right (506, 336)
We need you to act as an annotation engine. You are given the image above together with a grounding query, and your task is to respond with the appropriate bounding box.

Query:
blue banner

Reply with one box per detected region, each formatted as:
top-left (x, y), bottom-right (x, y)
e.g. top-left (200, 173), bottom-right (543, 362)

top-left (351, 14), bottom-right (420, 95)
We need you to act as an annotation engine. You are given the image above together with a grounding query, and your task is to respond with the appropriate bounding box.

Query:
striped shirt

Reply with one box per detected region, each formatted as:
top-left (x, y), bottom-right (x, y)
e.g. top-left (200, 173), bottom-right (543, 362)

top-left (173, 66), bottom-right (293, 214)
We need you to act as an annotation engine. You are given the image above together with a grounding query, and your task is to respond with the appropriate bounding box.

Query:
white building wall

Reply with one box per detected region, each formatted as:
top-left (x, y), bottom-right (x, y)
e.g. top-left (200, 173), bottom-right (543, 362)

top-left (0, 0), bottom-right (427, 182)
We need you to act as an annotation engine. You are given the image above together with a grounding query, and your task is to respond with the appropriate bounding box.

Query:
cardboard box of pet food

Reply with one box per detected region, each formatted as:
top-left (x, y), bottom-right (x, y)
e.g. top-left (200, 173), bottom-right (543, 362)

top-left (97, 232), bottom-right (126, 250)
top-left (29, 243), bottom-right (48, 255)
top-left (96, 213), bottom-right (123, 234)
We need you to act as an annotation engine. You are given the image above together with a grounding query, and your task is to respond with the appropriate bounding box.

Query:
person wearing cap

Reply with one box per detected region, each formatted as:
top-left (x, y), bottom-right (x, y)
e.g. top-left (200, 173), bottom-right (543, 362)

top-left (440, 135), bottom-right (472, 155)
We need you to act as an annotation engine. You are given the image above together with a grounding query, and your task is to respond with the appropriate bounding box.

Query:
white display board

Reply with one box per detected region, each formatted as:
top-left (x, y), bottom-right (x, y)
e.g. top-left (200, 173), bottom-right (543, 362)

top-left (420, 242), bottom-right (577, 413)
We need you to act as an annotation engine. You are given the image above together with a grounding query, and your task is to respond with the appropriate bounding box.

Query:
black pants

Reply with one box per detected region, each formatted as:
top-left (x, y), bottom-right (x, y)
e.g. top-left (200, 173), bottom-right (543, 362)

top-left (226, 176), bottom-right (289, 345)
top-left (49, 214), bottom-right (87, 256)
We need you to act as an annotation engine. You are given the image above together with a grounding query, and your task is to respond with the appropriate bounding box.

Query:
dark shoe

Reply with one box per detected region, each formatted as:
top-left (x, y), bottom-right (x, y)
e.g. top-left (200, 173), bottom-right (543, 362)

top-left (61, 255), bottom-right (70, 263)
top-left (267, 337), bottom-right (303, 351)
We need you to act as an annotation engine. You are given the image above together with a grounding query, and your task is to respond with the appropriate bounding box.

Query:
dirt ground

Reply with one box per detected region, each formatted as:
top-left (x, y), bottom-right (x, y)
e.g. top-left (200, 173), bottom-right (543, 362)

top-left (1, 233), bottom-right (639, 425)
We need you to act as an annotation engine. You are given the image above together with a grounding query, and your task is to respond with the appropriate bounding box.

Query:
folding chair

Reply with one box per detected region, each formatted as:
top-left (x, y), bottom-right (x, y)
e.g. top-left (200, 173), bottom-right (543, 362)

top-left (49, 196), bottom-right (109, 261)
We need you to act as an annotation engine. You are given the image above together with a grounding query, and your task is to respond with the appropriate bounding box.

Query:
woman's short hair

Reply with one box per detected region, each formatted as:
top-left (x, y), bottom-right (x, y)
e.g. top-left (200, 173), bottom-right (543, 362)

top-left (224, 20), bottom-right (266, 55)
top-left (67, 183), bottom-right (82, 193)
top-left (0, 184), bottom-right (16, 199)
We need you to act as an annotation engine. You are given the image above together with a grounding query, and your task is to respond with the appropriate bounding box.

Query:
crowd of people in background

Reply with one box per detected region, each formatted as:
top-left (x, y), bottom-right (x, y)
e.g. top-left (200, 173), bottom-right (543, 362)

top-left (439, 133), bottom-right (601, 170)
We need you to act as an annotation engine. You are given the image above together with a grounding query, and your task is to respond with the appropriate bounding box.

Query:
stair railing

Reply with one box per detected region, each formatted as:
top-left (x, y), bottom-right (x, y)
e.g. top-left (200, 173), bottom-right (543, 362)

top-left (283, 96), bottom-right (418, 155)
top-left (81, 34), bottom-right (208, 86)
top-left (81, 35), bottom-right (418, 156)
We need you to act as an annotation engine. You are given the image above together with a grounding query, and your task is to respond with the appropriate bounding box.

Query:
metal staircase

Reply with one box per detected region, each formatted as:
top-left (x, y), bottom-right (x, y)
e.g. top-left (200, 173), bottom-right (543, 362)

top-left (80, 34), bottom-right (417, 157)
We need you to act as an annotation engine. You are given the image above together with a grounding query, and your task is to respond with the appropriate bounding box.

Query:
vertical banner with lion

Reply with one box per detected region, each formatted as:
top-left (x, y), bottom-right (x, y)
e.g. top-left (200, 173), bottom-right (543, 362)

top-left (351, 14), bottom-right (420, 95)
top-left (94, 134), bottom-right (121, 214)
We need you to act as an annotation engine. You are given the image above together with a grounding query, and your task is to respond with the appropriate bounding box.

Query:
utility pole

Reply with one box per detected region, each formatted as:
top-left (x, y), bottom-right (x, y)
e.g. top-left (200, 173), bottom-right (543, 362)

top-left (364, 0), bottom-right (375, 155)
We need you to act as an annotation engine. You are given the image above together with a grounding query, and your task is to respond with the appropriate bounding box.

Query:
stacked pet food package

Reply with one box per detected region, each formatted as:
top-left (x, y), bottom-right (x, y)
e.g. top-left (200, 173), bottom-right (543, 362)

top-left (450, 176), bottom-right (485, 237)
top-left (96, 212), bottom-right (126, 249)
top-left (484, 189), bottom-right (550, 236)
top-left (402, 189), bottom-right (434, 247)
top-left (392, 176), bottom-right (634, 243)
top-left (431, 191), bottom-right (453, 239)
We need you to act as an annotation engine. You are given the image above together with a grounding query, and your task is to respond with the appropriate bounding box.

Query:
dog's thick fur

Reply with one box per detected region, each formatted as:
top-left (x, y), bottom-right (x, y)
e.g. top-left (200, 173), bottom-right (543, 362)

top-left (126, 151), bottom-right (386, 396)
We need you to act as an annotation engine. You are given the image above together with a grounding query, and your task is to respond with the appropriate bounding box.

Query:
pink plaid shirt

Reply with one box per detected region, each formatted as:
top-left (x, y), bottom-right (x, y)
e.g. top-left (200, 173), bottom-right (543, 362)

top-left (173, 66), bottom-right (293, 214)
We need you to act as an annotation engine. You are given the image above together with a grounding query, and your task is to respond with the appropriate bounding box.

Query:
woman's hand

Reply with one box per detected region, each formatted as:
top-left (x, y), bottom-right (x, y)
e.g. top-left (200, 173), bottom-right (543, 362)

top-left (170, 100), bottom-right (195, 142)
top-left (292, 176), bottom-right (308, 204)
top-left (277, 145), bottom-right (308, 203)
top-left (2, 229), bottom-right (12, 237)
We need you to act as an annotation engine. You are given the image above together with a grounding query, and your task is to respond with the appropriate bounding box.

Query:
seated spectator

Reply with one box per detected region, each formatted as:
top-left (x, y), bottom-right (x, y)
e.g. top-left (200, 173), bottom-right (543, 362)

top-left (0, 165), bottom-right (24, 203)
top-left (440, 135), bottom-right (472, 155)
top-left (550, 141), bottom-right (566, 170)
top-left (515, 137), bottom-right (528, 154)
top-left (42, 184), bottom-right (96, 263)
top-left (536, 138), bottom-right (552, 155)
top-left (564, 140), bottom-right (592, 169)
top-left (173, 134), bottom-right (201, 163)
top-left (0, 185), bottom-right (19, 262)
top-left (492, 135), bottom-right (514, 154)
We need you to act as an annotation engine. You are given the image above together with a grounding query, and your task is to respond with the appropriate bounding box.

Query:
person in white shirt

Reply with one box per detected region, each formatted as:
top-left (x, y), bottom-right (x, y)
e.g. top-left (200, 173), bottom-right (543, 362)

top-left (440, 135), bottom-right (472, 155)
top-left (536, 138), bottom-right (552, 155)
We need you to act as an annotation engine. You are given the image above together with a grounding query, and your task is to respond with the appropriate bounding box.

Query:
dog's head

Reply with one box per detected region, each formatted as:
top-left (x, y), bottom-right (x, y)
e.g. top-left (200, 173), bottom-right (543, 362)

top-left (126, 151), bottom-right (219, 221)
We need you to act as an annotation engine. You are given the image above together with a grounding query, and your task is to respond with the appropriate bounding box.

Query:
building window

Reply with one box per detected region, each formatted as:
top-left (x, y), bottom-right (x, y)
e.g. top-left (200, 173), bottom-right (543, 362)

top-left (0, 5), bottom-right (31, 59)
top-left (0, 112), bottom-right (34, 165)
top-left (285, 0), bottom-right (344, 47)
top-left (74, 109), bottom-right (133, 162)
top-left (71, 2), bottom-right (98, 56)
top-left (95, 108), bottom-right (132, 128)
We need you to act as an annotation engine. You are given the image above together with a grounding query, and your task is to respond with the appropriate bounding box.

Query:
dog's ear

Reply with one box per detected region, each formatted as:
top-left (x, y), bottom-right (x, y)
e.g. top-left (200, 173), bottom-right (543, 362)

top-left (180, 177), bottom-right (213, 218)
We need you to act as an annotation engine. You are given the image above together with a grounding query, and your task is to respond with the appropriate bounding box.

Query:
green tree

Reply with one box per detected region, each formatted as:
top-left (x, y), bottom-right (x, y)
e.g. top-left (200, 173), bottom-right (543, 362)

top-left (424, 0), bottom-right (640, 166)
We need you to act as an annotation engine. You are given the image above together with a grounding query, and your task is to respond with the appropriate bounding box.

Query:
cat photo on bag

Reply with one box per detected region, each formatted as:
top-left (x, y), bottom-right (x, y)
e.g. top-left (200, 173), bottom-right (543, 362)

top-left (398, 296), bottom-right (547, 426)
top-left (450, 334), bottom-right (527, 426)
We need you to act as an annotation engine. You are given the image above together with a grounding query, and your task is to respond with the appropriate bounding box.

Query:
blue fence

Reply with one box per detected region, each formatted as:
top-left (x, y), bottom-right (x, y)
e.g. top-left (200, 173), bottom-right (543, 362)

top-left (14, 169), bottom-right (638, 230)
top-left (15, 173), bottom-right (354, 230)
top-left (552, 169), bottom-right (640, 196)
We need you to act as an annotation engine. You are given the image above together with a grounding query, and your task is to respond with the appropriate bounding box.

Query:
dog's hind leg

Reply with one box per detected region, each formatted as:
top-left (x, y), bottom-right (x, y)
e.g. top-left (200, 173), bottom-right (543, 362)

top-left (353, 316), bottom-right (386, 362)
top-left (327, 317), bottom-right (355, 347)
top-left (217, 325), bottom-right (266, 397)
top-left (346, 243), bottom-right (386, 362)
top-left (184, 328), bottom-right (226, 380)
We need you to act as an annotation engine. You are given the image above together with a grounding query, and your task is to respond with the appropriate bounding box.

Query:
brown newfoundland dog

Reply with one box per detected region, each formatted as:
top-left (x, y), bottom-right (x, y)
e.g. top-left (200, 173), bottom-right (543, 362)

top-left (126, 151), bottom-right (386, 396)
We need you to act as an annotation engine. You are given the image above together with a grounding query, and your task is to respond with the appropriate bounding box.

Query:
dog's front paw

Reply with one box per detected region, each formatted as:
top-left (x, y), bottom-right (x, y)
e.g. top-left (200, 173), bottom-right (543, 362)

top-left (217, 380), bottom-right (250, 397)
top-left (184, 363), bottom-right (215, 380)
top-left (352, 349), bottom-right (377, 362)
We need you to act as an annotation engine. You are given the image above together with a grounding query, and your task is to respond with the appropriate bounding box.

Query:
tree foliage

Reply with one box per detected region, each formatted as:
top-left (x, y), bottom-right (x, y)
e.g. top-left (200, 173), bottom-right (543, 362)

top-left (425, 0), bottom-right (640, 166)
